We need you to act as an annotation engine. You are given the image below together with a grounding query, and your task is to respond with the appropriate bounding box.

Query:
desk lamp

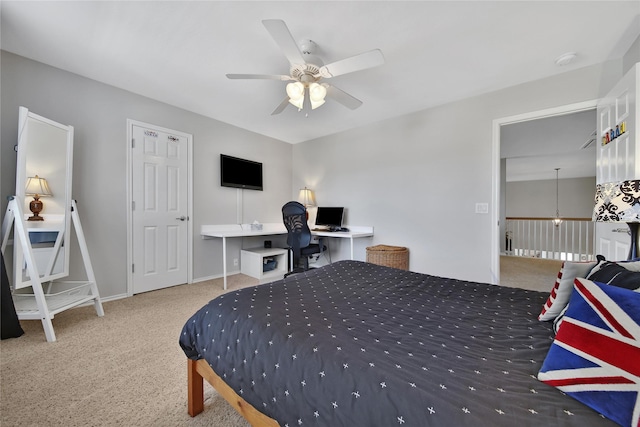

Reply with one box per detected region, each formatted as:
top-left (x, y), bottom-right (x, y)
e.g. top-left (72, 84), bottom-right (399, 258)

top-left (298, 187), bottom-right (316, 208)
top-left (593, 179), bottom-right (640, 259)
top-left (298, 187), bottom-right (316, 221)
top-left (25, 175), bottom-right (52, 221)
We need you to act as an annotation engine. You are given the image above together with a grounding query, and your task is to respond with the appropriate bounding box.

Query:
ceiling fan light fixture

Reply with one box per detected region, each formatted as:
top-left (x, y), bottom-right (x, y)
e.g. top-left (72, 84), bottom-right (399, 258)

top-left (288, 96), bottom-right (304, 110)
top-left (286, 81), bottom-right (305, 109)
top-left (310, 98), bottom-right (325, 110)
top-left (309, 83), bottom-right (327, 109)
top-left (309, 83), bottom-right (327, 101)
top-left (229, 20), bottom-right (384, 114)
top-left (286, 82), bottom-right (304, 100)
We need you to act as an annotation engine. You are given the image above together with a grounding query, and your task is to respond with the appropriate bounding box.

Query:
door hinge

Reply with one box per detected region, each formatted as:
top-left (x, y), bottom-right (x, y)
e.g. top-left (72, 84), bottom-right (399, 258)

top-left (132, 201), bottom-right (135, 210)
top-left (131, 138), bottom-right (135, 148)
top-left (132, 264), bottom-right (135, 273)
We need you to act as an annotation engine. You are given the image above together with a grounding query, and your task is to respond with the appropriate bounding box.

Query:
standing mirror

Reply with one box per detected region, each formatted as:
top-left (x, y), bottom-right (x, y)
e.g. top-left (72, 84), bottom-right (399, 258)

top-left (2, 106), bottom-right (102, 342)
top-left (13, 106), bottom-right (73, 289)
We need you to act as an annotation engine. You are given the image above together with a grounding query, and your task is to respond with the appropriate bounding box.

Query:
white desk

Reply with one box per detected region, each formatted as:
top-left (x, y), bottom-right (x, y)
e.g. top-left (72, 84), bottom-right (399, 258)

top-left (310, 228), bottom-right (375, 260)
top-left (201, 223), bottom-right (374, 289)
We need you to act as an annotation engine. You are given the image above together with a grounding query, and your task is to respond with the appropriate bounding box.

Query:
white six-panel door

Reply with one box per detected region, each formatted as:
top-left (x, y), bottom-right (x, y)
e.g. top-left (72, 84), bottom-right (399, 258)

top-left (595, 64), bottom-right (639, 260)
top-left (130, 123), bottom-right (190, 294)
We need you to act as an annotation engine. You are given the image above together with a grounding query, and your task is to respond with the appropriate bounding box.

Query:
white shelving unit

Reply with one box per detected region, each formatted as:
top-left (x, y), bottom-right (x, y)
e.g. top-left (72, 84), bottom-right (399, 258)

top-left (241, 247), bottom-right (288, 284)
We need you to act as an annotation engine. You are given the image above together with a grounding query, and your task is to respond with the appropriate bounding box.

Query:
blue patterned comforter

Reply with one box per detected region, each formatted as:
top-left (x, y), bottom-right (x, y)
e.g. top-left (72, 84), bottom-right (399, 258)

top-left (180, 260), bottom-right (614, 426)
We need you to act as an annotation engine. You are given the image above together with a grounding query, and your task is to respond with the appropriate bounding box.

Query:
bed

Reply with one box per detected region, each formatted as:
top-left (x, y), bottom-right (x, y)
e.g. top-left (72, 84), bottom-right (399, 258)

top-left (180, 260), bottom-right (636, 426)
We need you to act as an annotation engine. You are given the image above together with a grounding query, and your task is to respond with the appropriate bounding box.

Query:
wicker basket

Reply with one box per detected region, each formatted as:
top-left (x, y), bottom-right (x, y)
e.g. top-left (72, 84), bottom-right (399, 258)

top-left (366, 245), bottom-right (409, 270)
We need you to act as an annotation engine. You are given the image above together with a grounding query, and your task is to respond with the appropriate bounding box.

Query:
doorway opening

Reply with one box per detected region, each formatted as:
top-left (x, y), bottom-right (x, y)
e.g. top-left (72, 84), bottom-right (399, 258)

top-left (491, 100), bottom-right (598, 288)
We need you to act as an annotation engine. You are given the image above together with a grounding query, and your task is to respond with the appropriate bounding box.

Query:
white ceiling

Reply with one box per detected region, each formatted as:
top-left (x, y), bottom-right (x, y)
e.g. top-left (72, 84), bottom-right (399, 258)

top-left (502, 109), bottom-right (598, 182)
top-left (2, 1), bottom-right (638, 146)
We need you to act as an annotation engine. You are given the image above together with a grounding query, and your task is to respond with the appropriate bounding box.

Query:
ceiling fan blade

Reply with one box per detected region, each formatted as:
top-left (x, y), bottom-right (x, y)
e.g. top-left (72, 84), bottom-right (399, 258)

top-left (262, 19), bottom-right (306, 66)
top-left (319, 49), bottom-right (385, 78)
top-left (226, 73), bottom-right (292, 81)
top-left (271, 97), bottom-right (290, 115)
top-left (325, 85), bottom-right (363, 110)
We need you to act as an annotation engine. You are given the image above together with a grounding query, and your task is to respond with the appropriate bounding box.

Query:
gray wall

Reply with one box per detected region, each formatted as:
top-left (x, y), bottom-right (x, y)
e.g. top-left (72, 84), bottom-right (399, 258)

top-left (1, 51), bottom-right (292, 299)
top-left (506, 177), bottom-right (596, 218)
top-left (292, 61), bottom-right (625, 283)
top-left (2, 41), bottom-right (637, 294)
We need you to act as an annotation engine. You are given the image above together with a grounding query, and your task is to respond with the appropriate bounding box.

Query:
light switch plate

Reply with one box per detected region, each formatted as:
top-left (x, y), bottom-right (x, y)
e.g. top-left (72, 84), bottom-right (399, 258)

top-left (475, 203), bottom-right (489, 214)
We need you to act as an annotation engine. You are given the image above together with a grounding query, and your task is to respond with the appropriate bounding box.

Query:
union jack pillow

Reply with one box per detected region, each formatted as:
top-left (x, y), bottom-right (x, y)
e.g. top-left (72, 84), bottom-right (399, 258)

top-left (538, 261), bottom-right (597, 321)
top-left (538, 278), bottom-right (640, 427)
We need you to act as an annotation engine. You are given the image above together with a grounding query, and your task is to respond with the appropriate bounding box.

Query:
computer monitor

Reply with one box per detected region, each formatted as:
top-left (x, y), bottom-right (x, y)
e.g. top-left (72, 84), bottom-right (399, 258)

top-left (315, 207), bottom-right (344, 230)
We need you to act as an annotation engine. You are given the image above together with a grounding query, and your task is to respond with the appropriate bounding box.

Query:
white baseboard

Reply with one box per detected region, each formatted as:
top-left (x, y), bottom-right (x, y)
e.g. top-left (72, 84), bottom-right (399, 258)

top-left (100, 293), bottom-right (129, 303)
top-left (192, 270), bottom-right (240, 283)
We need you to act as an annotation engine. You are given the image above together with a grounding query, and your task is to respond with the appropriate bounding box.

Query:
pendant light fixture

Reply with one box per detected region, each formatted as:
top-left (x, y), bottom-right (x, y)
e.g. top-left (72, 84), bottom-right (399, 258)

top-left (553, 168), bottom-right (562, 227)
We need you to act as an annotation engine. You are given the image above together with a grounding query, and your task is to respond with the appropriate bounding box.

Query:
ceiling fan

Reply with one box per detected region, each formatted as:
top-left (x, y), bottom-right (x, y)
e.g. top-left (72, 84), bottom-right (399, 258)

top-left (226, 19), bottom-right (385, 115)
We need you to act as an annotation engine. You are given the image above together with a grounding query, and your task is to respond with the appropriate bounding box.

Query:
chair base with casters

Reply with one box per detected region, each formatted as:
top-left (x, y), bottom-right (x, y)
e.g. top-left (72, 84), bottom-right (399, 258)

top-left (282, 201), bottom-right (326, 277)
top-left (285, 242), bottom-right (326, 277)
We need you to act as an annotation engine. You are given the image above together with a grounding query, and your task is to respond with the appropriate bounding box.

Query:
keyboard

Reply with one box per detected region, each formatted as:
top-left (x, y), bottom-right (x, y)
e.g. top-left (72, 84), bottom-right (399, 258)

top-left (313, 227), bottom-right (349, 232)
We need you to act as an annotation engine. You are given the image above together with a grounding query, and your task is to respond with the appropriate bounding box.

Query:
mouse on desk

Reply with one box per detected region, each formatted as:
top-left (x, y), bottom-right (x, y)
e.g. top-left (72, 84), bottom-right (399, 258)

top-left (331, 227), bottom-right (349, 232)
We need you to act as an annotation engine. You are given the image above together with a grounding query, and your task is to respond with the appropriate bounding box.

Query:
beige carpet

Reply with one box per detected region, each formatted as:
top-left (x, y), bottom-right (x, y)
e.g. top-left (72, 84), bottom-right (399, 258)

top-left (1, 274), bottom-right (259, 427)
top-left (499, 255), bottom-right (562, 293)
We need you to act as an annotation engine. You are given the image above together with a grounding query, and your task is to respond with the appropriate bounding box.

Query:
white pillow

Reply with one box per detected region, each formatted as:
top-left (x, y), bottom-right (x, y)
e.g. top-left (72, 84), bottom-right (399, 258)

top-left (538, 260), bottom-right (597, 321)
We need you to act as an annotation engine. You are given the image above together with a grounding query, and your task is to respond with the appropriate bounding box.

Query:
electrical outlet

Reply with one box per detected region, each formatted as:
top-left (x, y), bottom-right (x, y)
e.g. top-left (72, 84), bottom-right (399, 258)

top-left (233, 258), bottom-right (238, 266)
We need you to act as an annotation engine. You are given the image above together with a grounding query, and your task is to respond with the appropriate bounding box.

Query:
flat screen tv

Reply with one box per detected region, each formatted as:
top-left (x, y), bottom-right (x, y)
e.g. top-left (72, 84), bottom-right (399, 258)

top-left (220, 154), bottom-right (263, 191)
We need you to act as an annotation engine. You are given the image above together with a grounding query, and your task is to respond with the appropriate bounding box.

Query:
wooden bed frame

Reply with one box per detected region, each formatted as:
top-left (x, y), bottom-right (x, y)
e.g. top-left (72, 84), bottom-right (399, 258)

top-left (187, 358), bottom-right (280, 427)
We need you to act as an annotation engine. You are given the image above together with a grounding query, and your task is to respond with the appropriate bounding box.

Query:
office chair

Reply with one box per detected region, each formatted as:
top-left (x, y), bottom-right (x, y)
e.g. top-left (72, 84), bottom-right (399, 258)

top-left (282, 201), bottom-right (326, 275)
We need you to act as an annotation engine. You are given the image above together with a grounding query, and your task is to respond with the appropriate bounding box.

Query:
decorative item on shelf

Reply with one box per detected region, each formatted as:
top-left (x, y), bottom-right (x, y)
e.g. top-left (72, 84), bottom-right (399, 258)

top-left (602, 121), bottom-right (627, 146)
top-left (593, 179), bottom-right (640, 260)
top-left (24, 175), bottom-right (52, 221)
top-left (552, 168), bottom-right (562, 227)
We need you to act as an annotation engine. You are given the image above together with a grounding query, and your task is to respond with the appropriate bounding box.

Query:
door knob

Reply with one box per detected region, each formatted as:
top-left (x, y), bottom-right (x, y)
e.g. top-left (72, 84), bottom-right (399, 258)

top-left (176, 216), bottom-right (187, 221)
top-left (613, 228), bottom-right (630, 234)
